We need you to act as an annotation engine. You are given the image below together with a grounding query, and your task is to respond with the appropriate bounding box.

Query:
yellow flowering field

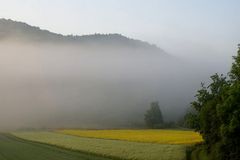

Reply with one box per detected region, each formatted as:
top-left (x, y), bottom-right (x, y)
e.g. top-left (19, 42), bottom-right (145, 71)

top-left (58, 129), bottom-right (202, 144)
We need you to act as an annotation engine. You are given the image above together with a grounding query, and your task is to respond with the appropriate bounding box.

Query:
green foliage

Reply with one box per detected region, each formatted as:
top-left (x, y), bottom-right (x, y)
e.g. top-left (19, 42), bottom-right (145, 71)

top-left (184, 110), bottom-right (200, 130)
top-left (144, 102), bottom-right (164, 128)
top-left (186, 45), bottom-right (240, 160)
top-left (230, 45), bottom-right (240, 81)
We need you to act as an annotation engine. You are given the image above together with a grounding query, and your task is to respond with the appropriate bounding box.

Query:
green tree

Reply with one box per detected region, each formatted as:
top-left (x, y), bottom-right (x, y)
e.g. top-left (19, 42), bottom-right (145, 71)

top-left (186, 45), bottom-right (240, 160)
top-left (216, 45), bottom-right (240, 160)
top-left (144, 102), bottom-right (164, 128)
top-left (190, 74), bottom-right (228, 148)
top-left (230, 44), bottom-right (240, 81)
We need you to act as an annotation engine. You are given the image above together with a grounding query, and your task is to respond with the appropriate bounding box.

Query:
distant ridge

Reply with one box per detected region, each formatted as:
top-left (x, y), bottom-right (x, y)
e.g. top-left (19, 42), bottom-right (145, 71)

top-left (0, 18), bottom-right (166, 54)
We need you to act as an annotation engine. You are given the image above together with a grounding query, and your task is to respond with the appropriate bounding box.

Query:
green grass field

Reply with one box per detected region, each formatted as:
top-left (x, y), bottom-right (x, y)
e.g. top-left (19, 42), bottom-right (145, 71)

top-left (13, 131), bottom-right (186, 160)
top-left (0, 133), bottom-right (112, 160)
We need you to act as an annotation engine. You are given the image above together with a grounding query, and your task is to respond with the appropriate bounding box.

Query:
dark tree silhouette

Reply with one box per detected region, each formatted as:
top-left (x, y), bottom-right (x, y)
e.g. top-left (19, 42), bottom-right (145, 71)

top-left (144, 102), bottom-right (164, 128)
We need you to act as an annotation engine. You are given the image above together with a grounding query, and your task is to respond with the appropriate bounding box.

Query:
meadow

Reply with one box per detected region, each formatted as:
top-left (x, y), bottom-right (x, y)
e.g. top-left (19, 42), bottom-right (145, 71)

top-left (58, 129), bottom-right (202, 144)
top-left (0, 133), bottom-right (111, 160)
top-left (13, 131), bottom-right (188, 160)
top-left (11, 130), bottom-right (203, 160)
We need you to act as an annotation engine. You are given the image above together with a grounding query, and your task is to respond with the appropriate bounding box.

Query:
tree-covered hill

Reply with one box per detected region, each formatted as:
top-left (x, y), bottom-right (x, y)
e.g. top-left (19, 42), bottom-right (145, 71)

top-left (0, 18), bottom-right (165, 54)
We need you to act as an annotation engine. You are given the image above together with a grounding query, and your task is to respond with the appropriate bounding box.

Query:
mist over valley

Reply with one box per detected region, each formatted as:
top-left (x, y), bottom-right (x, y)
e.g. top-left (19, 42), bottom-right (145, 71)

top-left (0, 19), bottom-right (227, 130)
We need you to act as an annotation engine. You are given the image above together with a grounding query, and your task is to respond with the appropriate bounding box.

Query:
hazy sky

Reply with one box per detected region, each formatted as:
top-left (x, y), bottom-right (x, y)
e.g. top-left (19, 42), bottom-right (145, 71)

top-left (0, 0), bottom-right (239, 61)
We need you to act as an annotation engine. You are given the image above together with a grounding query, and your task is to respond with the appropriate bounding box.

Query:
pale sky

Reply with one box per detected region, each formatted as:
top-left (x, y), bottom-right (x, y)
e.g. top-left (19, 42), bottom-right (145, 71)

top-left (0, 0), bottom-right (239, 62)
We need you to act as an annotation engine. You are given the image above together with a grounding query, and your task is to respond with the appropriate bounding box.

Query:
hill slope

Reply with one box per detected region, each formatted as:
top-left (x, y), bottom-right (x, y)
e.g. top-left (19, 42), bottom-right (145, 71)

top-left (0, 18), bottom-right (165, 53)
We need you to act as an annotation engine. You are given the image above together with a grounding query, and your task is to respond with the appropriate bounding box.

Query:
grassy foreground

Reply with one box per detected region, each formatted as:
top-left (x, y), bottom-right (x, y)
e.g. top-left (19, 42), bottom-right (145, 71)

top-left (58, 129), bottom-right (202, 144)
top-left (191, 147), bottom-right (210, 160)
top-left (0, 133), bottom-right (111, 160)
top-left (13, 131), bottom-right (186, 160)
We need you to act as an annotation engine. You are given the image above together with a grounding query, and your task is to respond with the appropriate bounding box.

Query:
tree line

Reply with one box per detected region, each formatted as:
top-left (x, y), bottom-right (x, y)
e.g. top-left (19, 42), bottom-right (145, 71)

top-left (185, 45), bottom-right (240, 160)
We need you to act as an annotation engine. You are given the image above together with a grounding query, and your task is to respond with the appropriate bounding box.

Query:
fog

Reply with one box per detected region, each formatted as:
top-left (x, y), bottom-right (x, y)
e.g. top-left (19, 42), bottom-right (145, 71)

top-left (0, 41), bottom-right (229, 130)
